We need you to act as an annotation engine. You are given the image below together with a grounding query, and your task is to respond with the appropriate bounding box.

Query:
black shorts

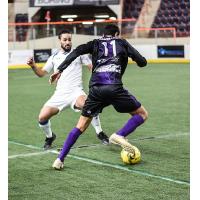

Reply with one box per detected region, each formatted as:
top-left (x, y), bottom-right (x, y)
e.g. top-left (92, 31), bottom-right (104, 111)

top-left (82, 85), bottom-right (141, 117)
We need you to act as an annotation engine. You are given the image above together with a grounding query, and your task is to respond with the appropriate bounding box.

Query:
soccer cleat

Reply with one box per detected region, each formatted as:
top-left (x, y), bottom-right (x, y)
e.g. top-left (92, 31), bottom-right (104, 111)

top-left (43, 132), bottom-right (56, 150)
top-left (97, 131), bottom-right (109, 145)
top-left (52, 158), bottom-right (64, 170)
top-left (109, 133), bottom-right (135, 154)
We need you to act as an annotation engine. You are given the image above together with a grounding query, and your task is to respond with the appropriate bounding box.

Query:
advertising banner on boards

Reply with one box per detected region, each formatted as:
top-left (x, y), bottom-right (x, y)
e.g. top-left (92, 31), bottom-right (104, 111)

top-left (157, 45), bottom-right (185, 58)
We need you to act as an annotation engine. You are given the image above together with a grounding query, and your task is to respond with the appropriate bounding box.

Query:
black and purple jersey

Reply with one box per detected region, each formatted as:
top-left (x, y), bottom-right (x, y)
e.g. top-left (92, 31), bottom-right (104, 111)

top-left (57, 37), bottom-right (147, 87)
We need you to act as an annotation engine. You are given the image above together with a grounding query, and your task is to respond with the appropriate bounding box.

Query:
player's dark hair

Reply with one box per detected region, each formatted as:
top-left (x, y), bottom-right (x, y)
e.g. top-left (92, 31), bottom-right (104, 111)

top-left (58, 30), bottom-right (72, 39)
top-left (103, 24), bottom-right (120, 37)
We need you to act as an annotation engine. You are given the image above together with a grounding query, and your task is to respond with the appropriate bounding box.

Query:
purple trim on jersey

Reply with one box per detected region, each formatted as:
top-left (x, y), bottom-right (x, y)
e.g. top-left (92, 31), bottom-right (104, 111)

top-left (122, 88), bottom-right (141, 110)
top-left (90, 72), bottom-right (122, 85)
top-left (130, 94), bottom-right (141, 109)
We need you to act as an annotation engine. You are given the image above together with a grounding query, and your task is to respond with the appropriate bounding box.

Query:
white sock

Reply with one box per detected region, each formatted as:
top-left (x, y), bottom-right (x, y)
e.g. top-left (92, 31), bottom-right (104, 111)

top-left (91, 115), bottom-right (103, 134)
top-left (39, 120), bottom-right (53, 138)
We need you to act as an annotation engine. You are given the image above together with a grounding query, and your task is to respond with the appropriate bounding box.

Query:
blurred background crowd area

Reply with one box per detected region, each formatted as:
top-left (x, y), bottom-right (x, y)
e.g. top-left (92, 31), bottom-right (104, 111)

top-left (8, 0), bottom-right (189, 43)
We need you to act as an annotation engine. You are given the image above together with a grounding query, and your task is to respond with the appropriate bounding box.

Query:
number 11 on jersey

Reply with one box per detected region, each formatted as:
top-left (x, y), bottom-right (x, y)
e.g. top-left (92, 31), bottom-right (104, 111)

top-left (102, 40), bottom-right (117, 57)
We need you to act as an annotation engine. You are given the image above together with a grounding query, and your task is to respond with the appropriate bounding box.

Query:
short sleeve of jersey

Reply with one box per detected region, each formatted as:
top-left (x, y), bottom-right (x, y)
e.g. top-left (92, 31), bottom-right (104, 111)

top-left (80, 54), bottom-right (92, 65)
top-left (43, 55), bottom-right (54, 73)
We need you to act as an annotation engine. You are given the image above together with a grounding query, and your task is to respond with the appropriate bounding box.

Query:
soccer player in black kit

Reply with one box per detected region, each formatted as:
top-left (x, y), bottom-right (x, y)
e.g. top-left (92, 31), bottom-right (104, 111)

top-left (50, 24), bottom-right (148, 169)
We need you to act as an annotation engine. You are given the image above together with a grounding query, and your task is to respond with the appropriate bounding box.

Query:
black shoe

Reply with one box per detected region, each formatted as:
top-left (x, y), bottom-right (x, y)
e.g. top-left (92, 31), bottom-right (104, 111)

top-left (97, 131), bottom-right (109, 145)
top-left (43, 133), bottom-right (56, 150)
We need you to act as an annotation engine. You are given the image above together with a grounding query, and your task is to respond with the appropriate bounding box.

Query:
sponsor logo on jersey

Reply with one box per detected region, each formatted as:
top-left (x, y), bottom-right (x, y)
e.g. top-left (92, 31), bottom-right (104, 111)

top-left (95, 64), bottom-right (121, 73)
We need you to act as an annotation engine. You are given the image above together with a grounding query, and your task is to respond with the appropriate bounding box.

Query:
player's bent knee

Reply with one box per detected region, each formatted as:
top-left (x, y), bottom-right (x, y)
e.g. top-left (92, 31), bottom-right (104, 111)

top-left (38, 114), bottom-right (49, 123)
top-left (38, 107), bottom-right (59, 122)
top-left (142, 109), bottom-right (148, 121)
top-left (75, 95), bottom-right (87, 109)
top-left (136, 107), bottom-right (148, 121)
top-left (131, 106), bottom-right (148, 121)
top-left (140, 107), bottom-right (148, 121)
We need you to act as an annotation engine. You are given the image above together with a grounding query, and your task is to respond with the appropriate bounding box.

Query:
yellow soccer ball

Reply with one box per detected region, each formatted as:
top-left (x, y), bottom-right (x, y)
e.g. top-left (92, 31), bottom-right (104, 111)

top-left (121, 146), bottom-right (141, 164)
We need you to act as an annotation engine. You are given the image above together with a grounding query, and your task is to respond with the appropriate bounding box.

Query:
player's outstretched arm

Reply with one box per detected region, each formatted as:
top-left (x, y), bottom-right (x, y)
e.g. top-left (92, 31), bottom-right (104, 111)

top-left (27, 57), bottom-right (47, 77)
top-left (125, 41), bottom-right (147, 67)
top-left (57, 41), bottom-right (94, 73)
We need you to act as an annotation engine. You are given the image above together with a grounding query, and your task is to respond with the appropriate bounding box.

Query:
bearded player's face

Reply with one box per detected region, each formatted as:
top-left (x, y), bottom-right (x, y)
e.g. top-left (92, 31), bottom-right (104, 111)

top-left (60, 33), bottom-right (72, 52)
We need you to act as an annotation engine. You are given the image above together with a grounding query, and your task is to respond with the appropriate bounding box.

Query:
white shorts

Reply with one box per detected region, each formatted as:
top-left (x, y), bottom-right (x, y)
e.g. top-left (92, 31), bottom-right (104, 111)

top-left (44, 88), bottom-right (86, 112)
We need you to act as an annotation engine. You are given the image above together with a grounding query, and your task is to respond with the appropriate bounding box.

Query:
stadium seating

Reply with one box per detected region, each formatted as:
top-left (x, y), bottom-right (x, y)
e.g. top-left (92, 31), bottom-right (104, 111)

top-left (122, 0), bottom-right (190, 38)
top-left (151, 0), bottom-right (190, 37)
top-left (122, 0), bottom-right (145, 35)
top-left (123, 0), bottom-right (144, 19)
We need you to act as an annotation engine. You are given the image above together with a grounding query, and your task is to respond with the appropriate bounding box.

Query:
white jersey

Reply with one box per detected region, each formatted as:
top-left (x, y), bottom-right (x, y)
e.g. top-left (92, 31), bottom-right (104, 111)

top-left (43, 49), bottom-right (91, 93)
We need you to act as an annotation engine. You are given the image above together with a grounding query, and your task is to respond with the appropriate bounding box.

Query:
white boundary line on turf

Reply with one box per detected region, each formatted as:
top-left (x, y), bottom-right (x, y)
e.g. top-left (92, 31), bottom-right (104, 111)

top-left (8, 140), bottom-right (189, 186)
top-left (9, 151), bottom-right (49, 159)
top-left (151, 132), bottom-right (189, 138)
top-left (9, 132), bottom-right (189, 155)
top-left (67, 154), bottom-right (190, 186)
top-left (130, 132), bottom-right (189, 142)
top-left (9, 141), bottom-right (41, 150)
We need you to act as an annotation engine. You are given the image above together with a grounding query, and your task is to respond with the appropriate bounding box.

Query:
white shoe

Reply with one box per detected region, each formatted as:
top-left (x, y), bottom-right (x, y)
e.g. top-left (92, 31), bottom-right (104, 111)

top-left (52, 158), bottom-right (64, 170)
top-left (109, 133), bottom-right (135, 154)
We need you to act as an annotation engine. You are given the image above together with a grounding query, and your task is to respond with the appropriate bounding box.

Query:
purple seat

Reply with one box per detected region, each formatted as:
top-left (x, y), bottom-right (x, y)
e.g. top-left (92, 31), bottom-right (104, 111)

top-left (173, 17), bottom-right (179, 24)
top-left (183, 16), bottom-right (189, 24)
top-left (164, 10), bottom-right (170, 17)
top-left (185, 2), bottom-right (190, 9)
top-left (160, 3), bottom-right (166, 10)
top-left (168, 16), bottom-right (174, 24)
top-left (168, 2), bottom-right (173, 9)
top-left (177, 10), bottom-right (182, 16)
top-left (183, 9), bottom-right (189, 17)
top-left (174, 3), bottom-right (179, 10)
top-left (179, 22), bottom-right (186, 30)
top-left (160, 17), bottom-right (167, 24)
top-left (180, 3), bottom-right (186, 9)
top-left (154, 17), bottom-right (161, 24)
top-left (171, 9), bottom-right (177, 16)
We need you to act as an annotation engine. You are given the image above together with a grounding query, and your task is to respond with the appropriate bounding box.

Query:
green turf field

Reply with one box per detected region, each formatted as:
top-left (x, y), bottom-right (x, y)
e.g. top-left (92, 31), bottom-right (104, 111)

top-left (8, 63), bottom-right (189, 200)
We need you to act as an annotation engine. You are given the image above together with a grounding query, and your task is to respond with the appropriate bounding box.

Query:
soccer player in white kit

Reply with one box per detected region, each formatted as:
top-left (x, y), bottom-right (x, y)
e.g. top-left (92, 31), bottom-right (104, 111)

top-left (27, 30), bottom-right (109, 150)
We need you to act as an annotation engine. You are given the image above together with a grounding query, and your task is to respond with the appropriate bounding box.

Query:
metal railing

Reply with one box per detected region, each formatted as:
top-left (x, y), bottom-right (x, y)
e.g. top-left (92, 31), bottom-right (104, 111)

top-left (8, 18), bottom-right (176, 41)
